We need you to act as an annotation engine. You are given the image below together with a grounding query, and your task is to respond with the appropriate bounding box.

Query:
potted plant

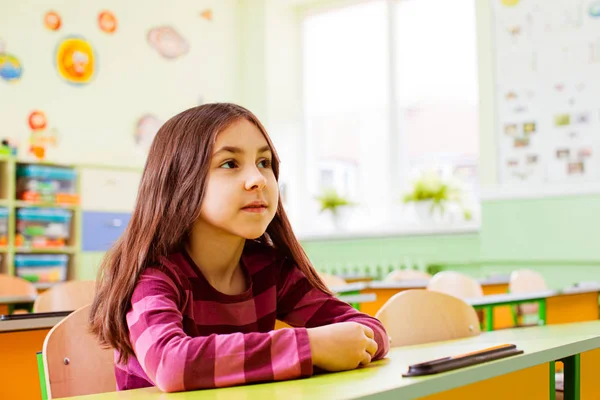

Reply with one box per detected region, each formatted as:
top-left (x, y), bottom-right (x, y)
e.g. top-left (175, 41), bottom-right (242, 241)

top-left (402, 170), bottom-right (472, 222)
top-left (315, 189), bottom-right (355, 230)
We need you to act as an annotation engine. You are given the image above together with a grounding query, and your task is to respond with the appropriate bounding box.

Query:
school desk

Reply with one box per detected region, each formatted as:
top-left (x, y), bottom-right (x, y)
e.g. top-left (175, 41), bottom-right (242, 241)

top-left (547, 285), bottom-right (600, 325)
top-left (333, 283), bottom-right (374, 311)
top-left (467, 290), bottom-right (554, 331)
top-left (0, 293), bottom-right (37, 314)
top-left (357, 276), bottom-right (510, 317)
top-left (67, 321), bottom-right (600, 400)
top-left (465, 285), bottom-right (600, 331)
top-left (0, 312), bottom-right (69, 400)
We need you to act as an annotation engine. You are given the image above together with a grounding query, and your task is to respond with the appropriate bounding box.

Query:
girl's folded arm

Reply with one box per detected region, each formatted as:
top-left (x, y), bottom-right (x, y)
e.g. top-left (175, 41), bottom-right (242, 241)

top-left (276, 263), bottom-right (390, 360)
top-left (128, 268), bottom-right (313, 393)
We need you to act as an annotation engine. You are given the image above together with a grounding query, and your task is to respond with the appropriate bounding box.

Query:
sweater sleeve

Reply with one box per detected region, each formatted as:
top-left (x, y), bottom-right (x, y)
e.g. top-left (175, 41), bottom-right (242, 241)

top-left (276, 262), bottom-right (390, 361)
top-left (126, 267), bottom-right (312, 393)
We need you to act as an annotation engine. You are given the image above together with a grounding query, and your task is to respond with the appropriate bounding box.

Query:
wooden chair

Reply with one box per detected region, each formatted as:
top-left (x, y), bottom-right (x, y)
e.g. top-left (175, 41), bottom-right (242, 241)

top-left (426, 271), bottom-right (484, 298)
top-left (34, 280), bottom-right (96, 312)
top-left (0, 274), bottom-right (37, 313)
top-left (375, 289), bottom-right (481, 347)
top-left (427, 271), bottom-right (485, 327)
top-left (318, 272), bottom-right (347, 288)
top-left (0, 274), bottom-right (37, 296)
top-left (509, 269), bottom-right (548, 324)
top-left (41, 304), bottom-right (115, 399)
top-left (384, 269), bottom-right (432, 282)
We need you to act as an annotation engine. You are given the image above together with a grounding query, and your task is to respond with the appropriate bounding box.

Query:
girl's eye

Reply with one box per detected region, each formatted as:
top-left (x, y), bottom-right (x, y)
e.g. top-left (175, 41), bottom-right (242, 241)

top-left (258, 159), bottom-right (272, 169)
top-left (220, 161), bottom-right (237, 169)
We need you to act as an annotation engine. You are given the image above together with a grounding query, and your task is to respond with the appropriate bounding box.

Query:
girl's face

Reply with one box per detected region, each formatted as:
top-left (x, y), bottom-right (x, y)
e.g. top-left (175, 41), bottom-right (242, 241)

top-left (197, 119), bottom-right (279, 239)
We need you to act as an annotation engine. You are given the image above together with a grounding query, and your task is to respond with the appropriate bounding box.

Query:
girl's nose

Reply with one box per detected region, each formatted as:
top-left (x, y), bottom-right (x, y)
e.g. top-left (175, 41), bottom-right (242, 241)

top-left (245, 168), bottom-right (267, 191)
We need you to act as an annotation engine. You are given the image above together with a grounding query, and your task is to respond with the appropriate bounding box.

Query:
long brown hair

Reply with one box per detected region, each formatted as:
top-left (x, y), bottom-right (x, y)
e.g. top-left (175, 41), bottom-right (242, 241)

top-left (89, 103), bottom-right (330, 363)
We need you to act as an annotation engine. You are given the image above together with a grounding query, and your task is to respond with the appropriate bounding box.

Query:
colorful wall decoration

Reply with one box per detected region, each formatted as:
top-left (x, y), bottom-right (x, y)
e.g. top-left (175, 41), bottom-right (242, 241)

top-left (27, 110), bottom-right (58, 160)
top-left (134, 114), bottom-right (163, 151)
top-left (200, 9), bottom-right (213, 21)
top-left (98, 11), bottom-right (117, 34)
top-left (55, 36), bottom-right (96, 85)
top-left (44, 11), bottom-right (61, 31)
top-left (147, 26), bottom-right (189, 59)
top-left (0, 39), bottom-right (23, 83)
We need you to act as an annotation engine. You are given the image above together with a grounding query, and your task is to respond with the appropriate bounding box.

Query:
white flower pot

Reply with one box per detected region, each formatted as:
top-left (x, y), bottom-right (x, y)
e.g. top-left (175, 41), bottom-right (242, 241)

top-left (330, 206), bottom-right (352, 230)
top-left (413, 200), bottom-right (447, 224)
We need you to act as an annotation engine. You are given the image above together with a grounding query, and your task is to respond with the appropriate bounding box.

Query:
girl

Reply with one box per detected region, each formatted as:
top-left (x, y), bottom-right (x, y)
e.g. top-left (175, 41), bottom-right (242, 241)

top-left (89, 103), bottom-right (389, 393)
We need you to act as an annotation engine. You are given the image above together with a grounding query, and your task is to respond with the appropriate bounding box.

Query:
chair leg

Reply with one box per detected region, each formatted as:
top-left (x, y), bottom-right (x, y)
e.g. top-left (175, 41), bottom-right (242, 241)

top-left (562, 354), bottom-right (580, 400)
top-left (36, 351), bottom-right (48, 400)
top-left (510, 305), bottom-right (520, 327)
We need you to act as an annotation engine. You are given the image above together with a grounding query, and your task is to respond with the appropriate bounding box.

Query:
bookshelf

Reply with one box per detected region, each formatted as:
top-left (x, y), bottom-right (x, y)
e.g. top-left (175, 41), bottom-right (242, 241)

top-left (0, 155), bottom-right (81, 290)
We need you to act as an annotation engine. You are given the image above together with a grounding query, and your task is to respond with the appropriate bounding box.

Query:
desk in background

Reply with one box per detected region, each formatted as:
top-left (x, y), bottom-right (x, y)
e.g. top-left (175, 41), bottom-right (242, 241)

top-left (357, 275), bottom-right (510, 317)
top-left (0, 294), bottom-right (37, 314)
top-left (0, 311), bottom-right (70, 400)
top-left (465, 285), bottom-right (600, 331)
top-left (67, 321), bottom-right (600, 400)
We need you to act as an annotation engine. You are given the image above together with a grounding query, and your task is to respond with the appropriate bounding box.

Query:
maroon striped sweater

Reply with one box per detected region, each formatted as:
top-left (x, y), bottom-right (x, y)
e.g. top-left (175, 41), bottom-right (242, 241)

top-left (115, 242), bottom-right (389, 392)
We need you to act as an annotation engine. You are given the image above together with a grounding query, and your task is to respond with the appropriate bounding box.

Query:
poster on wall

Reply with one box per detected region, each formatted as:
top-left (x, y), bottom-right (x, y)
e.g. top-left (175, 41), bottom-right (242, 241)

top-left (493, 0), bottom-right (600, 185)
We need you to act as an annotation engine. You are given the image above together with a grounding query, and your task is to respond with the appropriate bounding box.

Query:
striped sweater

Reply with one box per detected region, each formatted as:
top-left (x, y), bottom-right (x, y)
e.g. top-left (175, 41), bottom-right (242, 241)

top-left (116, 242), bottom-right (389, 392)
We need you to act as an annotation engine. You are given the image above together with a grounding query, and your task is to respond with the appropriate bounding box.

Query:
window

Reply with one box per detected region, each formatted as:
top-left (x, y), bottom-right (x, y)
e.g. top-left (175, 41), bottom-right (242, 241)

top-left (301, 0), bottom-right (479, 233)
top-left (393, 0), bottom-right (480, 199)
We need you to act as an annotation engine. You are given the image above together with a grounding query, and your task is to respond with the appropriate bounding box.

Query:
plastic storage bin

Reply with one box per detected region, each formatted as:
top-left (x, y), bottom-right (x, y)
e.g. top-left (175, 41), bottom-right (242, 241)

top-left (0, 207), bottom-right (7, 246)
top-left (16, 164), bottom-right (79, 204)
top-left (15, 254), bottom-right (69, 283)
top-left (16, 208), bottom-right (72, 248)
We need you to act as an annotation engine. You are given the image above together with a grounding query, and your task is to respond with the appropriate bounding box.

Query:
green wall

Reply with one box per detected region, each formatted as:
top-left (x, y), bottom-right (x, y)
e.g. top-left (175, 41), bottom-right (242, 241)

top-left (300, 232), bottom-right (480, 279)
top-left (300, 194), bottom-right (600, 288)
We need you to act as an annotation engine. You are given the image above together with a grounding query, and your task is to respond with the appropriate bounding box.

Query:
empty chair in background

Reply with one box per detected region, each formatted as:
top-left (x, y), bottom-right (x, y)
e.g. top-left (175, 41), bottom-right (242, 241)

top-left (34, 280), bottom-right (96, 313)
top-left (375, 289), bottom-right (480, 347)
top-left (384, 269), bottom-right (431, 282)
top-left (0, 274), bottom-right (37, 313)
top-left (509, 269), bottom-right (548, 325)
top-left (0, 274), bottom-right (37, 297)
top-left (426, 271), bottom-right (484, 299)
top-left (41, 304), bottom-right (115, 399)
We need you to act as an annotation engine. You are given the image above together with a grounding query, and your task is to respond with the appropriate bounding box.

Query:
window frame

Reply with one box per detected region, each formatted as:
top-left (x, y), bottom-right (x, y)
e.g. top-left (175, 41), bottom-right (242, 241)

top-left (296, 0), bottom-right (481, 237)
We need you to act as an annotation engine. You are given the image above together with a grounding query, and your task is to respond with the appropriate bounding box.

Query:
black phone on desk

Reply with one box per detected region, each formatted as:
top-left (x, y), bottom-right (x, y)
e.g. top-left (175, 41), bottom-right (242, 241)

top-left (403, 344), bottom-right (524, 377)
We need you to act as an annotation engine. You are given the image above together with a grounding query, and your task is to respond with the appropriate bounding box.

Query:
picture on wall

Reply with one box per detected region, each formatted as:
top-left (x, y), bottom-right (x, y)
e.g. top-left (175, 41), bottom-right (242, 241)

top-left (503, 152), bottom-right (543, 181)
top-left (55, 36), bottom-right (96, 85)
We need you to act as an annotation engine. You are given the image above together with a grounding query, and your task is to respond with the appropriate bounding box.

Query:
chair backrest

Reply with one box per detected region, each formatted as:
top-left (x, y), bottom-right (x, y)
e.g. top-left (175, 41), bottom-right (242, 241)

top-left (384, 269), bottom-right (432, 282)
top-left (318, 272), bottom-right (347, 288)
top-left (427, 271), bottom-right (483, 298)
top-left (34, 280), bottom-right (96, 312)
top-left (0, 274), bottom-right (37, 296)
top-left (375, 289), bottom-right (481, 347)
top-left (42, 304), bottom-right (116, 399)
top-left (509, 269), bottom-right (548, 294)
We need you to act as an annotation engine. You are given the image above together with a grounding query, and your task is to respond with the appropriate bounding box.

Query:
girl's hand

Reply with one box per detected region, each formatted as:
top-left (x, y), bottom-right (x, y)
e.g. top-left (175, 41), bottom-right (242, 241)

top-left (307, 322), bottom-right (378, 371)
